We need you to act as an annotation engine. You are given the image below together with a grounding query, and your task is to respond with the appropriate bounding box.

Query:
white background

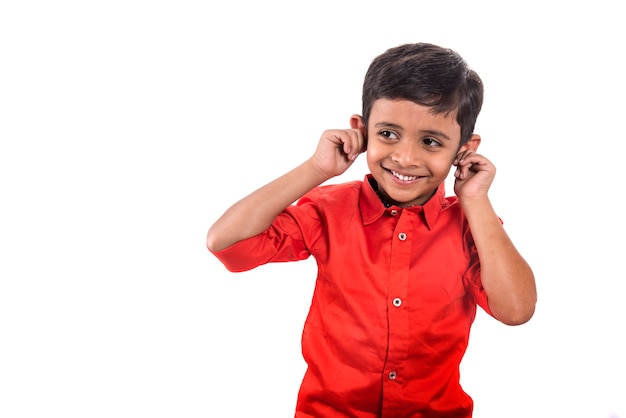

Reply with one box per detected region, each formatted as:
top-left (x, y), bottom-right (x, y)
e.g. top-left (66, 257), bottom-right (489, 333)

top-left (1, 1), bottom-right (625, 417)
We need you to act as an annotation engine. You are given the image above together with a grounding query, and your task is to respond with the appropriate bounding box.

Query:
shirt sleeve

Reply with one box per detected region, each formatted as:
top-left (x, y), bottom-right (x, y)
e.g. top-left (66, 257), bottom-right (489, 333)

top-left (210, 210), bottom-right (312, 272)
top-left (462, 254), bottom-right (492, 317)
top-left (462, 221), bottom-right (495, 317)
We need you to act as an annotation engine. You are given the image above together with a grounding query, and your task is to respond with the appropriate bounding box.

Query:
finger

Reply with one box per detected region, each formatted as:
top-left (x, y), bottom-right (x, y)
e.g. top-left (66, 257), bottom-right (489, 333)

top-left (455, 150), bottom-right (474, 164)
top-left (454, 161), bottom-right (467, 180)
top-left (456, 152), bottom-right (488, 171)
top-left (455, 167), bottom-right (470, 181)
top-left (454, 151), bottom-right (467, 166)
top-left (456, 157), bottom-right (479, 179)
top-left (344, 130), bottom-right (364, 160)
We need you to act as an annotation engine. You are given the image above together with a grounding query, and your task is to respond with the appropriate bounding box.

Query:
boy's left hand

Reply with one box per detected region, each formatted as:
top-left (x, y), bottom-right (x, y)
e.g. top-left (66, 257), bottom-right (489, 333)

top-left (453, 150), bottom-right (496, 199)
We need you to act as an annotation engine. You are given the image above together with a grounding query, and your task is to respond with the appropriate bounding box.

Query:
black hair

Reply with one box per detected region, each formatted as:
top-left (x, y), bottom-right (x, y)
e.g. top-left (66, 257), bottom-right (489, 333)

top-left (362, 43), bottom-right (484, 145)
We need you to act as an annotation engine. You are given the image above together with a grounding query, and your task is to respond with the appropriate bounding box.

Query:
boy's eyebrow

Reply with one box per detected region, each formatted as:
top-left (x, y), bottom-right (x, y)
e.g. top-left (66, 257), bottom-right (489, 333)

top-left (375, 122), bottom-right (452, 141)
top-left (422, 129), bottom-right (452, 141)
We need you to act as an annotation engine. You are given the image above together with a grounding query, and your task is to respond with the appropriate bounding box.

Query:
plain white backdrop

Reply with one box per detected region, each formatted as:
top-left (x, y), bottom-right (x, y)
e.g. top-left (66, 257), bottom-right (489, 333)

top-left (1, 1), bottom-right (624, 417)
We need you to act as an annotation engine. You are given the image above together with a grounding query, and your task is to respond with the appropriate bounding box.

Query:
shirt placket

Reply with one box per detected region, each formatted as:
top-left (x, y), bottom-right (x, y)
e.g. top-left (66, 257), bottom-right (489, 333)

top-left (381, 209), bottom-right (414, 414)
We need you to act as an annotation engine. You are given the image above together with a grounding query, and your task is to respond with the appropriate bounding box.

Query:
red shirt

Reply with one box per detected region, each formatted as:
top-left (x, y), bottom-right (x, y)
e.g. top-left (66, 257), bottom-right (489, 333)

top-left (211, 175), bottom-right (493, 417)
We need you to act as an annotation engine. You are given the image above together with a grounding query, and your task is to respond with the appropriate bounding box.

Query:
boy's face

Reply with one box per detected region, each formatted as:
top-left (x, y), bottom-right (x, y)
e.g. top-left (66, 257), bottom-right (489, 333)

top-left (352, 98), bottom-right (478, 207)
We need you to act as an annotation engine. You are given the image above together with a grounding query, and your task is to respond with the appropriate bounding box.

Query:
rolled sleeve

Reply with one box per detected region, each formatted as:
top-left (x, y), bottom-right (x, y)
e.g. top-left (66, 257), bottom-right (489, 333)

top-left (210, 211), bottom-right (311, 272)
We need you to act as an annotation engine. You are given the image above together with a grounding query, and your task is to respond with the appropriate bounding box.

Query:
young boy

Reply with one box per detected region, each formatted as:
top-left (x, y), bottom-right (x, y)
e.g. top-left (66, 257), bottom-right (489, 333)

top-left (207, 43), bottom-right (536, 417)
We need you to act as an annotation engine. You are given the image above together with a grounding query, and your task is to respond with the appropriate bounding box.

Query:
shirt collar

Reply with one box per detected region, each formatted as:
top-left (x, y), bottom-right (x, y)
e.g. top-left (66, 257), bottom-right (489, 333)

top-left (359, 174), bottom-right (446, 229)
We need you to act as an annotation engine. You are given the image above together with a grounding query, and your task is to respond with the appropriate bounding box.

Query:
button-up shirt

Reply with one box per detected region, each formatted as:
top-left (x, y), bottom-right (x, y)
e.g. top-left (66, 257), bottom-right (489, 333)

top-left (211, 175), bottom-right (493, 417)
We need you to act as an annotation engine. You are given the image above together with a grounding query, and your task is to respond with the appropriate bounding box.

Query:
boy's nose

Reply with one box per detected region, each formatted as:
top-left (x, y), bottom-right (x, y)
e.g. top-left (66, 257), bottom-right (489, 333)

top-left (392, 141), bottom-right (421, 167)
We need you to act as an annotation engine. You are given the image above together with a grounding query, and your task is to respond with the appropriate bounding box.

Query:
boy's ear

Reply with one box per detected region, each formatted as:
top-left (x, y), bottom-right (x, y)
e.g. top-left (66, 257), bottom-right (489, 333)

top-left (460, 134), bottom-right (481, 152)
top-left (350, 114), bottom-right (368, 148)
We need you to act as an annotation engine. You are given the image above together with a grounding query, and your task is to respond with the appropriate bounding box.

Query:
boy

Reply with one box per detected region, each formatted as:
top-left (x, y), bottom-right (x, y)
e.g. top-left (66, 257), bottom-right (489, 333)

top-left (207, 43), bottom-right (536, 417)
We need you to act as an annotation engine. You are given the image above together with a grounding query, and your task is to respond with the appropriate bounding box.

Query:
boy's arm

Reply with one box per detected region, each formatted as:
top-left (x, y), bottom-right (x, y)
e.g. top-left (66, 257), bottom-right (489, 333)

top-left (454, 150), bottom-right (537, 325)
top-left (461, 196), bottom-right (537, 325)
top-left (206, 128), bottom-right (365, 252)
top-left (206, 159), bottom-right (327, 252)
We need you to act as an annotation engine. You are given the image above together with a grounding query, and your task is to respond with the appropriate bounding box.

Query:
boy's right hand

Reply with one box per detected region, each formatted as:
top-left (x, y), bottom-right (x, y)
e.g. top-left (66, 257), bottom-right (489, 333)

top-left (207, 128), bottom-right (365, 252)
top-left (310, 129), bottom-right (366, 179)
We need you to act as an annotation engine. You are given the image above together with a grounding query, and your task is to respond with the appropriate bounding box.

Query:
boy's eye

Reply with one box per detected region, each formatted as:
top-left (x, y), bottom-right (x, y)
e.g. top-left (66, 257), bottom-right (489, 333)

top-left (380, 130), bottom-right (397, 139)
top-left (423, 138), bottom-right (441, 147)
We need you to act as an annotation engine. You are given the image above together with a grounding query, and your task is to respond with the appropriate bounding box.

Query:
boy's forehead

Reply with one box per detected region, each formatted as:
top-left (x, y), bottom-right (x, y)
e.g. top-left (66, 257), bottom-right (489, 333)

top-left (369, 99), bottom-right (460, 130)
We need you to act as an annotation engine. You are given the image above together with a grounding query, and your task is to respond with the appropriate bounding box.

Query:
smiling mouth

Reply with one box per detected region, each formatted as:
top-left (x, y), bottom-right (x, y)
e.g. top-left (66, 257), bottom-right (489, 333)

top-left (390, 170), bottom-right (419, 181)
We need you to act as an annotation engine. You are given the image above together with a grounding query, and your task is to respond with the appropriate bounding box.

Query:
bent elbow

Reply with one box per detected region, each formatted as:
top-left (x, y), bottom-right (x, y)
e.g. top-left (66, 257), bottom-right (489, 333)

top-left (206, 228), bottom-right (228, 253)
top-left (206, 235), bottom-right (217, 253)
top-left (497, 303), bottom-right (536, 326)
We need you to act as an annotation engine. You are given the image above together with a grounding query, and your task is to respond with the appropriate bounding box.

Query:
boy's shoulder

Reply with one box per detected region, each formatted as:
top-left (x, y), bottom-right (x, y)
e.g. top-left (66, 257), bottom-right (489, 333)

top-left (299, 179), bottom-right (364, 206)
top-left (316, 179), bottom-right (363, 194)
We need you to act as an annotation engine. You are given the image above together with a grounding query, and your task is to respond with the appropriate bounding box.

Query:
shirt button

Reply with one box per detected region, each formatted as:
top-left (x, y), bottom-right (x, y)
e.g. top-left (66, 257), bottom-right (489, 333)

top-left (392, 298), bottom-right (402, 307)
top-left (390, 209), bottom-right (398, 216)
top-left (398, 232), bottom-right (407, 241)
top-left (388, 371), bottom-right (397, 380)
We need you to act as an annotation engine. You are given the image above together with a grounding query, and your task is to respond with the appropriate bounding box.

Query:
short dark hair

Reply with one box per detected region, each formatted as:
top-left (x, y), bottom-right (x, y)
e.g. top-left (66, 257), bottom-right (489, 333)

top-left (361, 43), bottom-right (484, 145)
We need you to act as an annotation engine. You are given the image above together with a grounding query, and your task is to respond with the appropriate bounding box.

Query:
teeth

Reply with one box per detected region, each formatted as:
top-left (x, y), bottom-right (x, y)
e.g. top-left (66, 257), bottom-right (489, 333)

top-left (391, 170), bottom-right (418, 181)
